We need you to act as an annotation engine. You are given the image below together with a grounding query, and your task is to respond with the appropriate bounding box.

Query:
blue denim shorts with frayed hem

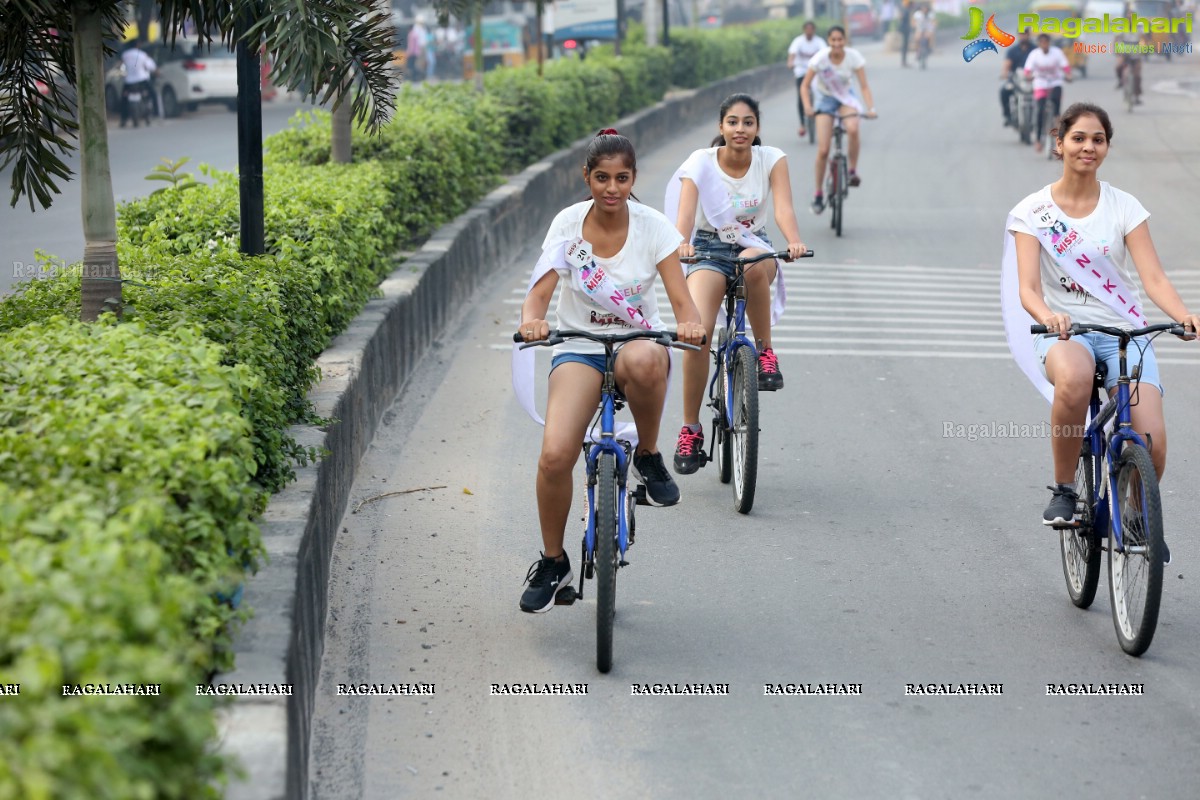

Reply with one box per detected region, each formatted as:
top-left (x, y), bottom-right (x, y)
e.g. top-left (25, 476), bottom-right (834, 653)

top-left (550, 352), bottom-right (609, 374)
top-left (687, 229), bottom-right (775, 281)
top-left (1033, 330), bottom-right (1163, 395)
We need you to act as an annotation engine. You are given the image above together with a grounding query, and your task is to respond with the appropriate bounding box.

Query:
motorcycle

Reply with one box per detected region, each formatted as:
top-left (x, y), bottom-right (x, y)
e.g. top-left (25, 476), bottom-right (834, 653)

top-left (1005, 71), bottom-right (1034, 145)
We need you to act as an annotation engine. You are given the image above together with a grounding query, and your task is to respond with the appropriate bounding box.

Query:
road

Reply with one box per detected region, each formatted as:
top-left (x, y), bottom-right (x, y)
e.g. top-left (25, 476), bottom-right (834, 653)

top-left (307, 42), bottom-right (1200, 799)
top-left (0, 96), bottom-right (314, 295)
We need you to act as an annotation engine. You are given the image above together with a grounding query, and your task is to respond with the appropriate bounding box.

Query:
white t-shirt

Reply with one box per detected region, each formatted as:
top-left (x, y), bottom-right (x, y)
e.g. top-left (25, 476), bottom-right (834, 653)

top-left (788, 34), bottom-right (826, 78)
top-left (688, 145), bottom-right (786, 235)
top-left (1007, 182), bottom-right (1149, 327)
top-left (542, 200), bottom-right (682, 354)
top-left (912, 10), bottom-right (936, 35)
top-left (1023, 47), bottom-right (1070, 91)
top-left (806, 47), bottom-right (866, 98)
top-left (121, 48), bottom-right (156, 83)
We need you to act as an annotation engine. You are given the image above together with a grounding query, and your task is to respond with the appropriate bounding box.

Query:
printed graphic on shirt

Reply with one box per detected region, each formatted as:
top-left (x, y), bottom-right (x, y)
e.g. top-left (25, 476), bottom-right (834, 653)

top-left (587, 281), bottom-right (646, 327)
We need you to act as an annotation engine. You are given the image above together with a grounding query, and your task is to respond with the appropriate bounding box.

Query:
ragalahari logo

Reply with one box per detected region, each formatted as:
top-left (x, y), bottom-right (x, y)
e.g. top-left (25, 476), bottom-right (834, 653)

top-left (962, 7), bottom-right (1014, 62)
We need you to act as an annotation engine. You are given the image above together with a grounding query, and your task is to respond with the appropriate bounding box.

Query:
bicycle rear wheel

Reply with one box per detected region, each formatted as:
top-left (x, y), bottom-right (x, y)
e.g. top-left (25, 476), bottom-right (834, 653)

top-left (595, 451), bottom-right (619, 672)
top-left (1123, 70), bottom-right (1136, 112)
top-left (1108, 443), bottom-right (1163, 656)
top-left (1061, 441), bottom-right (1101, 608)
top-left (834, 157), bottom-right (847, 237)
top-left (730, 345), bottom-right (759, 514)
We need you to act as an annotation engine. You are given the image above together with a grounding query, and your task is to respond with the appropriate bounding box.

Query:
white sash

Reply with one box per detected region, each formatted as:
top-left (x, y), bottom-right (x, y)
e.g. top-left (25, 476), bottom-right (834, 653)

top-left (1001, 195), bottom-right (1147, 404)
top-left (813, 55), bottom-right (863, 113)
top-left (511, 236), bottom-right (666, 445)
top-left (664, 150), bottom-right (787, 325)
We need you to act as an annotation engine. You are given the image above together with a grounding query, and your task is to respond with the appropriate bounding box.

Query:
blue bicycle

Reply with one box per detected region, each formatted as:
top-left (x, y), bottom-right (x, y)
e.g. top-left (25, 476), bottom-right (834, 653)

top-left (514, 329), bottom-right (699, 672)
top-left (682, 249), bottom-right (813, 513)
top-left (1033, 321), bottom-right (1195, 656)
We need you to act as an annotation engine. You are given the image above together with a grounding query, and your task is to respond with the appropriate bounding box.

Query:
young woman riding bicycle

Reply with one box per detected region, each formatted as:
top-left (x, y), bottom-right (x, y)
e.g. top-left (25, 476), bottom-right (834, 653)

top-left (516, 131), bottom-right (705, 613)
top-left (663, 93), bottom-right (808, 475)
top-left (1023, 33), bottom-right (1071, 154)
top-left (1003, 102), bottom-right (1199, 527)
top-left (799, 26), bottom-right (877, 215)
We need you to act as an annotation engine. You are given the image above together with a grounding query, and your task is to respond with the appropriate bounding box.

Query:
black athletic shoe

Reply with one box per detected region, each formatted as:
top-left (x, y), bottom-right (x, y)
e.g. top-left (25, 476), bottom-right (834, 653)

top-left (810, 195), bottom-right (825, 215)
top-left (632, 451), bottom-right (680, 507)
top-left (757, 348), bottom-right (784, 391)
top-left (1043, 484), bottom-right (1079, 526)
top-left (673, 426), bottom-right (705, 475)
top-left (519, 553), bottom-right (573, 613)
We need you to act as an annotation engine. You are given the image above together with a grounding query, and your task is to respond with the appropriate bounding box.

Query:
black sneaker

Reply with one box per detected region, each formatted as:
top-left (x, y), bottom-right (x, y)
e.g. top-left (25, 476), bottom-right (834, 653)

top-left (632, 451), bottom-right (680, 507)
top-left (519, 553), bottom-right (573, 613)
top-left (673, 426), bottom-right (705, 475)
top-left (1043, 484), bottom-right (1079, 526)
top-left (757, 348), bottom-right (784, 391)
top-left (810, 195), bottom-right (825, 215)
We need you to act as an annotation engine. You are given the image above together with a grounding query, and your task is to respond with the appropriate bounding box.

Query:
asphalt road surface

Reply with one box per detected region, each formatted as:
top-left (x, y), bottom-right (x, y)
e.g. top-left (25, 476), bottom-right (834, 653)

top-left (308, 42), bottom-right (1200, 798)
top-left (0, 96), bottom-right (313, 295)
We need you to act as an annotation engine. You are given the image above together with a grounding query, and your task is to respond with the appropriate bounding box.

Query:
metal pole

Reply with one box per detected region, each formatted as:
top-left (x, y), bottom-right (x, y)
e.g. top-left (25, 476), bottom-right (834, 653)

top-left (236, 5), bottom-right (264, 256)
top-left (662, 0), bottom-right (670, 46)
top-left (615, 0), bottom-right (625, 55)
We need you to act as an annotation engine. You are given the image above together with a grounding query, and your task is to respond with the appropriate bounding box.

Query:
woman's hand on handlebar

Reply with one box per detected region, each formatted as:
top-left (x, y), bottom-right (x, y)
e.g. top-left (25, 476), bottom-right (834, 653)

top-left (785, 241), bottom-right (808, 261)
top-left (519, 319), bottom-right (550, 342)
top-left (1040, 312), bottom-right (1073, 340)
top-left (675, 320), bottom-right (707, 346)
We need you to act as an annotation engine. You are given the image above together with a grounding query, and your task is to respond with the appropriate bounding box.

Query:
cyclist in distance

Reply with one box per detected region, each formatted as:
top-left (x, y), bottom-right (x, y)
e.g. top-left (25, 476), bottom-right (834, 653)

top-left (1002, 103), bottom-right (1199, 526)
top-left (1113, 6), bottom-right (1144, 105)
top-left (663, 93), bottom-right (808, 475)
top-left (119, 37), bottom-right (157, 127)
top-left (1024, 33), bottom-right (1071, 154)
top-left (911, 3), bottom-right (937, 58)
top-left (999, 29), bottom-right (1035, 133)
top-left (787, 21), bottom-right (826, 139)
top-left (515, 130), bottom-right (705, 613)
top-left (799, 25), bottom-right (877, 215)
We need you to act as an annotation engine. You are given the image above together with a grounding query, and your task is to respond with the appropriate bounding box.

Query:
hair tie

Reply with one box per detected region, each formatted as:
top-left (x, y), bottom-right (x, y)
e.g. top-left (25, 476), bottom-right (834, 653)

top-left (597, 128), bottom-right (620, 137)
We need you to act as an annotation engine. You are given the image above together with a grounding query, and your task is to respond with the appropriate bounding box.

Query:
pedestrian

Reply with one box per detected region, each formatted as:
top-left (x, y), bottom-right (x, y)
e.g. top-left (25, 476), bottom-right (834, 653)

top-left (1002, 102), bottom-right (1198, 529)
top-left (406, 16), bottom-right (427, 82)
top-left (880, 0), bottom-right (897, 33)
top-left (663, 94), bottom-right (808, 474)
top-left (514, 130), bottom-right (705, 613)
top-left (899, 0), bottom-right (913, 67)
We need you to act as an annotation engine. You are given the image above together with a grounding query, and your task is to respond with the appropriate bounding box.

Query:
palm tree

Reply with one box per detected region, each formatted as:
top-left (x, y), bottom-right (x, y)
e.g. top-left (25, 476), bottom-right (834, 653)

top-left (0, 0), bottom-right (395, 321)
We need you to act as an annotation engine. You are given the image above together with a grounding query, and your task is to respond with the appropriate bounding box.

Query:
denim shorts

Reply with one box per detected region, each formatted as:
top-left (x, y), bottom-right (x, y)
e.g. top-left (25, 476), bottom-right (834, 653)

top-left (1033, 331), bottom-right (1163, 394)
top-left (813, 90), bottom-right (858, 116)
top-left (688, 229), bottom-right (775, 281)
top-left (550, 352), bottom-right (609, 374)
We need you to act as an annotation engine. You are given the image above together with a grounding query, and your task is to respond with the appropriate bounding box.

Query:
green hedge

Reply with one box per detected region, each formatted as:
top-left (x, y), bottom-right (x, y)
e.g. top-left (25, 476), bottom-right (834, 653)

top-left (0, 17), bottom-right (819, 798)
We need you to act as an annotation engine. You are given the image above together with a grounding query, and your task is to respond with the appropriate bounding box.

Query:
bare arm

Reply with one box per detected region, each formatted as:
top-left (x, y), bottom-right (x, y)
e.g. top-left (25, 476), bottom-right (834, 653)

top-left (675, 177), bottom-right (700, 258)
top-left (854, 67), bottom-right (876, 114)
top-left (1126, 221), bottom-right (1200, 332)
top-left (656, 251), bottom-right (705, 344)
top-left (519, 269), bottom-right (559, 341)
top-left (1016, 231), bottom-right (1071, 337)
top-left (769, 158), bottom-right (806, 259)
top-left (800, 69), bottom-right (815, 116)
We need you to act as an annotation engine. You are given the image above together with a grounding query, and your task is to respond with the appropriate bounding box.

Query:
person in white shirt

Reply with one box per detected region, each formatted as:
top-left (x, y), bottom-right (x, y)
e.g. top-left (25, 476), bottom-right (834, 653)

top-left (786, 21), bottom-right (826, 139)
top-left (516, 131), bottom-right (704, 613)
top-left (800, 26), bottom-right (877, 213)
top-left (1004, 102), bottom-right (1198, 529)
top-left (1023, 33), bottom-right (1072, 153)
top-left (119, 39), bottom-right (157, 128)
top-left (912, 3), bottom-right (936, 53)
top-left (665, 94), bottom-right (808, 474)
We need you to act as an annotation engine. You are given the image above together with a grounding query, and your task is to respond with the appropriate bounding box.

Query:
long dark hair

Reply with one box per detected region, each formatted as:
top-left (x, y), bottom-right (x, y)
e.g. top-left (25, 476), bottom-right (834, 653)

top-left (711, 93), bottom-right (763, 147)
top-left (584, 128), bottom-right (639, 202)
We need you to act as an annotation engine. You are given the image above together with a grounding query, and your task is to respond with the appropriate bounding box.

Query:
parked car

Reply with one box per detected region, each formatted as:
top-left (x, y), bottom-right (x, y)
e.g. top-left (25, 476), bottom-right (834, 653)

top-left (845, 3), bottom-right (882, 41)
top-left (105, 40), bottom-right (239, 118)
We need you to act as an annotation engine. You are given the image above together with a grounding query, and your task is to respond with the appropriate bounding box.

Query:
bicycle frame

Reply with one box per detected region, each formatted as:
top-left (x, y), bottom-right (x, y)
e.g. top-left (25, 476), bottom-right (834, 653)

top-left (583, 348), bottom-right (633, 567)
top-left (706, 265), bottom-right (755, 431)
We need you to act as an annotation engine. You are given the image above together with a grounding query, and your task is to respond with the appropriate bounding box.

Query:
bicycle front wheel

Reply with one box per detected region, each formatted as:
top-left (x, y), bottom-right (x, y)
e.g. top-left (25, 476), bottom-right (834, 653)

top-left (834, 157), bottom-right (847, 237)
top-left (730, 345), bottom-right (759, 514)
top-left (1061, 441), bottom-right (1101, 608)
top-left (1108, 443), bottom-right (1164, 656)
top-left (713, 332), bottom-right (733, 484)
top-left (595, 451), bottom-right (619, 673)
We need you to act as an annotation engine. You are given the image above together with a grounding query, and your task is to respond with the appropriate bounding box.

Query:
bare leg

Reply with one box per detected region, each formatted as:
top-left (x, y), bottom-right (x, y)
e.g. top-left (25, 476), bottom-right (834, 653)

top-left (813, 113), bottom-right (833, 196)
top-left (538, 364), bottom-right (602, 557)
top-left (615, 340), bottom-right (671, 455)
top-left (680, 271), bottom-right (727, 426)
top-left (740, 250), bottom-right (778, 351)
top-left (1044, 341), bottom-right (1095, 485)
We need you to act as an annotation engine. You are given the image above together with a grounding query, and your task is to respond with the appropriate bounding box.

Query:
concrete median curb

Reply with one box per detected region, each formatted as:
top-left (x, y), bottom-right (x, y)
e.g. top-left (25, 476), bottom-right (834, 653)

top-left (215, 62), bottom-right (792, 800)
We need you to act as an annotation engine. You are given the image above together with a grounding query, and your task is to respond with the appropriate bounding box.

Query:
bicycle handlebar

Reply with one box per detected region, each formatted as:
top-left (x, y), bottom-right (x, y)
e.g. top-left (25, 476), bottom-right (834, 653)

top-left (1032, 322), bottom-right (1196, 340)
top-left (513, 329), bottom-right (705, 350)
top-left (679, 249), bottom-right (814, 266)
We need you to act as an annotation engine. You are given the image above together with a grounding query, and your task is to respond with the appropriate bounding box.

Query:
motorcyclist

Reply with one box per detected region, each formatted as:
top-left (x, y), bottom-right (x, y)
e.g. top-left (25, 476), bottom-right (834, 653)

top-left (1000, 29), bottom-right (1035, 134)
top-left (1114, 4), bottom-right (1143, 104)
top-left (119, 38), bottom-right (157, 127)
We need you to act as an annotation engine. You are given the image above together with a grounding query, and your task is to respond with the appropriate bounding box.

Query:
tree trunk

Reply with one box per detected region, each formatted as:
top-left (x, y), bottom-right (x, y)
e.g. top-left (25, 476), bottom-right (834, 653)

top-left (536, 3), bottom-right (544, 76)
top-left (331, 83), bottom-right (352, 163)
top-left (137, 0), bottom-right (155, 42)
top-left (73, 4), bottom-right (120, 322)
top-left (473, 4), bottom-right (484, 92)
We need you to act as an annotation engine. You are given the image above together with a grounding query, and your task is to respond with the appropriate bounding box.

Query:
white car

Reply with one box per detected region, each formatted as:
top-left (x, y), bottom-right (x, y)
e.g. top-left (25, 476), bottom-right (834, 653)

top-left (106, 40), bottom-right (239, 118)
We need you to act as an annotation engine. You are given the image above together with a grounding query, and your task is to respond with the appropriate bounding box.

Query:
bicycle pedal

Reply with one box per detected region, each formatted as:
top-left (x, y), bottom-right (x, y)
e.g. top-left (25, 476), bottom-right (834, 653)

top-left (633, 484), bottom-right (651, 506)
top-left (618, 560), bottom-right (630, 567)
top-left (554, 586), bottom-right (578, 605)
